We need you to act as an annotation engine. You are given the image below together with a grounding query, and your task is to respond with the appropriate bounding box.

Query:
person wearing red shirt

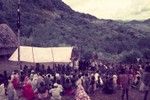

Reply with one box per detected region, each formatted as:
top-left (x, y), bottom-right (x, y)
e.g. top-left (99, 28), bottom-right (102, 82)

top-left (119, 69), bottom-right (130, 100)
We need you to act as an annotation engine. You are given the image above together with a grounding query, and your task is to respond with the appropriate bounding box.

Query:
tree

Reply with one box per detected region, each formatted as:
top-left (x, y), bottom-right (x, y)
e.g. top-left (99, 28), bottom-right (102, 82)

top-left (143, 49), bottom-right (150, 59)
top-left (122, 50), bottom-right (142, 64)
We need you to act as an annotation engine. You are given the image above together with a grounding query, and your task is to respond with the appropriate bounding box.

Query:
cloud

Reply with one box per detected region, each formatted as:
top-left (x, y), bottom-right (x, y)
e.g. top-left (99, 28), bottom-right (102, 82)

top-left (133, 8), bottom-right (150, 15)
top-left (141, 8), bottom-right (150, 12)
top-left (63, 0), bottom-right (150, 20)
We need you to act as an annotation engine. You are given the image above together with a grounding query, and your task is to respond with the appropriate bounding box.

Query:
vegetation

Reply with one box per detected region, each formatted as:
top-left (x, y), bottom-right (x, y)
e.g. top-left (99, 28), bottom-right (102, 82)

top-left (0, 0), bottom-right (150, 63)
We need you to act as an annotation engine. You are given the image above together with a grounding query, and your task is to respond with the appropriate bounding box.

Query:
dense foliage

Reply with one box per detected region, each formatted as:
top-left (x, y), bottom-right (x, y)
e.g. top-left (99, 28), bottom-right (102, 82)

top-left (0, 0), bottom-right (150, 63)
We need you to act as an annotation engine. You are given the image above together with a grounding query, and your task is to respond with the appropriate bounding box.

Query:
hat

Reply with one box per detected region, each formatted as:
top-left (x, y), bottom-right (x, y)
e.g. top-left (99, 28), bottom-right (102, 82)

top-left (54, 83), bottom-right (58, 87)
top-left (31, 70), bottom-right (35, 73)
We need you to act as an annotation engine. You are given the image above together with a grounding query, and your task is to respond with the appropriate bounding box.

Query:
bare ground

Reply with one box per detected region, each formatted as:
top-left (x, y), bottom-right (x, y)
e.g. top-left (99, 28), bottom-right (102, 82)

top-left (62, 89), bottom-right (150, 100)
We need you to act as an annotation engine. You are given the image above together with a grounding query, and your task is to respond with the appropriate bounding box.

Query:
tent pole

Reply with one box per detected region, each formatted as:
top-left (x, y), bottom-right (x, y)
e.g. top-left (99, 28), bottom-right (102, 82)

top-left (51, 48), bottom-right (54, 67)
top-left (17, 0), bottom-right (21, 67)
top-left (32, 47), bottom-right (35, 63)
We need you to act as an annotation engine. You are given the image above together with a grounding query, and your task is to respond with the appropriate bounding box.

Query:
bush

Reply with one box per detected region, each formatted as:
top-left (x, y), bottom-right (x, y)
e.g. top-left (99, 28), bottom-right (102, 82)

top-left (121, 50), bottom-right (143, 64)
top-left (143, 49), bottom-right (150, 59)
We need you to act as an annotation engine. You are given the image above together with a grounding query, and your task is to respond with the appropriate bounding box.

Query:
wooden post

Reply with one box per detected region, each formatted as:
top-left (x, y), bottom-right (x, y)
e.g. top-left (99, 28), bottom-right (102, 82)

top-left (17, 0), bottom-right (21, 67)
top-left (51, 48), bottom-right (55, 68)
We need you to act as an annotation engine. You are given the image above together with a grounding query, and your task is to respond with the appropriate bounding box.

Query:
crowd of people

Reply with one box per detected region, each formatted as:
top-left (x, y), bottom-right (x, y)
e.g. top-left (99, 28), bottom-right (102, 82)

top-left (0, 60), bottom-right (150, 100)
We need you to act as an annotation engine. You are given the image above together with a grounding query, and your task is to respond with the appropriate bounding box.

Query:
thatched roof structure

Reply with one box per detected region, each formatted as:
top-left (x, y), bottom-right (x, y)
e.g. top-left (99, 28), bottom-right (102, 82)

top-left (0, 24), bottom-right (17, 48)
top-left (0, 24), bottom-right (17, 56)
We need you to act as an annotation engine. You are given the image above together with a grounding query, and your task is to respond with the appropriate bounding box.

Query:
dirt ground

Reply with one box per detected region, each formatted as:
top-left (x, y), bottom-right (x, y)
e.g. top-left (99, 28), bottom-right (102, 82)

top-left (62, 89), bottom-right (150, 100)
top-left (1, 89), bottom-right (149, 100)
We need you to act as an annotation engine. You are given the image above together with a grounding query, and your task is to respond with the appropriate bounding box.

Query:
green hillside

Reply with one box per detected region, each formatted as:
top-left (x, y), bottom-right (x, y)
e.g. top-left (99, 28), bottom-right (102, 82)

top-left (0, 0), bottom-right (150, 63)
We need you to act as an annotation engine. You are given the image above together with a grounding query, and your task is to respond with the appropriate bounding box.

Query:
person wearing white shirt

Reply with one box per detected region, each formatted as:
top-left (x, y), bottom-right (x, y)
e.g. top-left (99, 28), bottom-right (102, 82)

top-left (0, 83), bottom-right (6, 100)
top-left (112, 74), bottom-right (118, 89)
top-left (49, 83), bottom-right (63, 100)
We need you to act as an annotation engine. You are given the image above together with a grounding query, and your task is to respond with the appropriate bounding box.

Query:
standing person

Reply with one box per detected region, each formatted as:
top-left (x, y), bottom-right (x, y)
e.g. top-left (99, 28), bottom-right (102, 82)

top-left (74, 58), bottom-right (79, 71)
top-left (82, 73), bottom-right (90, 93)
top-left (11, 71), bottom-right (20, 90)
top-left (64, 78), bottom-right (72, 95)
top-left (7, 77), bottom-right (17, 100)
top-left (90, 74), bottom-right (96, 93)
top-left (112, 74), bottom-right (118, 90)
top-left (142, 63), bottom-right (150, 100)
top-left (31, 73), bottom-right (38, 91)
top-left (102, 77), bottom-right (114, 94)
top-left (94, 71), bottom-right (99, 90)
top-left (3, 71), bottom-right (8, 88)
top-left (0, 82), bottom-right (6, 100)
top-left (75, 78), bottom-right (91, 100)
top-left (119, 69), bottom-right (130, 100)
top-left (22, 76), bottom-right (35, 100)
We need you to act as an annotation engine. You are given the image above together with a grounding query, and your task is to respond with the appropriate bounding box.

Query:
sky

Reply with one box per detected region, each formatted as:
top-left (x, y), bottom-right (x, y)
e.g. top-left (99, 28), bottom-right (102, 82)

top-left (63, 0), bottom-right (150, 20)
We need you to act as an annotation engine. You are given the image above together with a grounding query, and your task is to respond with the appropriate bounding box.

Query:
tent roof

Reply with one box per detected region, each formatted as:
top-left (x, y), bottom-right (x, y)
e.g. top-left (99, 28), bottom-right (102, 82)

top-left (0, 24), bottom-right (17, 48)
top-left (9, 46), bottom-right (73, 63)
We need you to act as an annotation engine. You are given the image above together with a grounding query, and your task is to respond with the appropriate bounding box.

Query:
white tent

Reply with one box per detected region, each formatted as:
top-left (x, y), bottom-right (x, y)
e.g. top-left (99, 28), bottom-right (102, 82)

top-left (9, 46), bottom-right (73, 63)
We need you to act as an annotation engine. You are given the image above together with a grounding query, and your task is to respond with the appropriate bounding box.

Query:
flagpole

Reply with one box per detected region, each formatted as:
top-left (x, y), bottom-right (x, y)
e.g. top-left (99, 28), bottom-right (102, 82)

top-left (17, 0), bottom-right (21, 67)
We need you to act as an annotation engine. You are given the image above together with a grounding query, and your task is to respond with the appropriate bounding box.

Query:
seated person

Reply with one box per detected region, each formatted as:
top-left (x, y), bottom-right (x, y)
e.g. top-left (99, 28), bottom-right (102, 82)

top-left (49, 83), bottom-right (63, 100)
top-left (37, 82), bottom-right (48, 99)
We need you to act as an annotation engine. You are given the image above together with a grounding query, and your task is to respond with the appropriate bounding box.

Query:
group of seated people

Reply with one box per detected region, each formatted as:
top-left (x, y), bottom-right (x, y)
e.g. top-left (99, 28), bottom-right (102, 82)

top-left (0, 61), bottom-right (149, 100)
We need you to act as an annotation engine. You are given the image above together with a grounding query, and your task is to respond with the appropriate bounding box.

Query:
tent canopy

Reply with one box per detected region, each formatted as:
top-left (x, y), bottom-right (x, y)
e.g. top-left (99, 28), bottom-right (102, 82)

top-left (9, 46), bottom-right (73, 63)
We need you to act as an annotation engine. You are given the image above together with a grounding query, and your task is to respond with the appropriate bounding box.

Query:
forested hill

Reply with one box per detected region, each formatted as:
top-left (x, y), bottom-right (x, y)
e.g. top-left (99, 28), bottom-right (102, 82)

top-left (0, 0), bottom-right (150, 63)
